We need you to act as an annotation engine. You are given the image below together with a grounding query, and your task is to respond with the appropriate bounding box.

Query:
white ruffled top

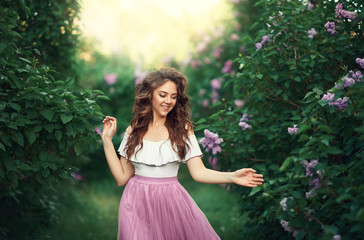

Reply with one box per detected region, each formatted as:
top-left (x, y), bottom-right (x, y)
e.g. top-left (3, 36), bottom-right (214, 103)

top-left (117, 133), bottom-right (203, 178)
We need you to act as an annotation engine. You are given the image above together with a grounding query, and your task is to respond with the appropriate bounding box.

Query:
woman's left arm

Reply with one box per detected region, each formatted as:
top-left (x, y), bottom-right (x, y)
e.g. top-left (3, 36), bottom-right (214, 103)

top-left (186, 157), bottom-right (264, 187)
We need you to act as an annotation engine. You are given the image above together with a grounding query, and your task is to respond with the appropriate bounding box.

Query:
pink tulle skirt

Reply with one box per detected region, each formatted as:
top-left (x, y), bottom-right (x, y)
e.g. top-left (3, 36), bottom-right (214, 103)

top-left (118, 175), bottom-right (220, 240)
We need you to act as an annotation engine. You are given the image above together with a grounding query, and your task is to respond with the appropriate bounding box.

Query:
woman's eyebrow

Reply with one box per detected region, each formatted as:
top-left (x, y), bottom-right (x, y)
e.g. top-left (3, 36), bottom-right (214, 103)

top-left (158, 91), bottom-right (177, 95)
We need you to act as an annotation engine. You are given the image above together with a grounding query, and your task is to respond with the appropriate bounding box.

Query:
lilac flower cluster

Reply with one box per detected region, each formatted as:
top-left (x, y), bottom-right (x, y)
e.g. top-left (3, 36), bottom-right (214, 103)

top-left (222, 60), bottom-right (233, 73)
top-left (356, 58), bottom-right (364, 68)
top-left (324, 21), bottom-right (336, 35)
top-left (256, 35), bottom-right (270, 50)
top-left (321, 92), bottom-right (349, 110)
top-left (335, 3), bottom-right (357, 20)
top-left (307, 28), bottom-right (318, 38)
top-left (288, 125), bottom-right (298, 135)
top-left (209, 157), bottom-right (220, 170)
top-left (239, 113), bottom-right (251, 130)
top-left (280, 220), bottom-right (300, 237)
top-left (200, 129), bottom-right (224, 155)
top-left (210, 78), bottom-right (223, 104)
top-left (104, 73), bottom-right (117, 85)
top-left (350, 70), bottom-right (363, 82)
top-left (333, 234), bottom-right (341, 240)
top-left (307, 3), bottom-right (314, 10)
top-left (280, 197), bottom-right (293, 211)
top-left (301, 160), bottom-right (322, 199)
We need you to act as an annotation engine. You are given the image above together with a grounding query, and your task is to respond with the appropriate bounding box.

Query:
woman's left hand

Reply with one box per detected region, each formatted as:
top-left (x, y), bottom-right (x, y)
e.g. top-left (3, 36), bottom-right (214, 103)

top-left (231, 168), bottom-right (264, 187)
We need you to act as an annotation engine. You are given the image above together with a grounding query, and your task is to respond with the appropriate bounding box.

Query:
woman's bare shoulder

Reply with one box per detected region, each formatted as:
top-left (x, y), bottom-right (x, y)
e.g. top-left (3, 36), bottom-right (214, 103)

top-left (126, 126), bottom-right (133, 135)
top-left (185, 123), bottom-right (194, 136)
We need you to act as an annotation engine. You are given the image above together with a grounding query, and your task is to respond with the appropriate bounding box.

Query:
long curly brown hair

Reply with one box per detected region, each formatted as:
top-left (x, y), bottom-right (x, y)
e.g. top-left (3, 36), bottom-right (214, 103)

top-left (125, 67), bottom-right (193, 160)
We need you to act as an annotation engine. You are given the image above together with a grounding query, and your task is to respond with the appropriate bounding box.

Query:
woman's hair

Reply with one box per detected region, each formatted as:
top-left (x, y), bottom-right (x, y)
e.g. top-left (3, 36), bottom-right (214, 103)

top-left (125, 67), bottom-right (192, 160)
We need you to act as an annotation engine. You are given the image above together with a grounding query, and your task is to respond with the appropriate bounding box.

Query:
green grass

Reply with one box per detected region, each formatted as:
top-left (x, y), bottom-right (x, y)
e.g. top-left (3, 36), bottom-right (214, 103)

top-left (36, 164), bottom-right (246, 240)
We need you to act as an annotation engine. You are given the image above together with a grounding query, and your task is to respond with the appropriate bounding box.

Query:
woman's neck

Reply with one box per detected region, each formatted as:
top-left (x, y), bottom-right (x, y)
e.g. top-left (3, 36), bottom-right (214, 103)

top-left (150, 113), bottom-right (167, 129)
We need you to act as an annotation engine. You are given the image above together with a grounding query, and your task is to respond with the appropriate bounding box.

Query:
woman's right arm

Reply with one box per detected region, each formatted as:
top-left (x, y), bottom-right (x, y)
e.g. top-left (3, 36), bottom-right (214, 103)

top-left (102, 116), bottom-right (134, 186)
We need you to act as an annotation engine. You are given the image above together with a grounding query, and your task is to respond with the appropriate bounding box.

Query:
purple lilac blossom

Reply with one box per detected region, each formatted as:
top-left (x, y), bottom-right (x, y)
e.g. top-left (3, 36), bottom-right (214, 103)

top-left (200, 129), bottom-right (224, 155)
top-left (199, 89), bottom-right (206, 97)
top-left (231, 33), bottom-right (240, 41)
top-left (332, 97), bottom-right (349, 109)
top-left (342, 76), bottom-right (355, 88)
top-left (204, 58), bottom-right (211, 64)
top-left (104, 73), bottom-right (117, 85)
top-left (306, 160), bottom-right (319, 177)
top-left (309, 178), bottom-right (321, 191)
top-left (210, 78), bottom-right (222, 90)
top-left (336, 3), bottom-right (357, 20)
top-left (307, 28), bottom-right (318, 38)
top-left (239, 121), bottom-right (251, 130)
top-left (333, 235), bottom-right (341, 240)
top-left (261, 35), bottom-right (270, 44)
top-left (321, 92), bottom-right (335, 106)
top-left (209, 157), bottom-right (219, 170)
top-left (342, 10), bottom-right (357, 20)
top-left (234, 99), bottom-right (244, 107)
top-left (95, 127), bottom-right (102, 135)
top-left (201, 99), bottom-right (209, 107)
top-left (213, 47), bottom-right (223, 58)
top-left (211, 90), bottom-right (219, 104)
top-left (306, 189), bottom-right (316, 199)
top-left (255, 42), bottom-right (263, 50)
top-left (356, 58), bottom-right (364, 68)
top-left (280, 220), bottom-right (293, 232)
top-left (71, 172), bottom-right (83, 181)
top-left (335, 3), bottom-right (343, 19)
top-left (288, 125), bottom-right (298, 135)
top-left (240, 113), bottom-right (249, 122)
top-left (222, 60), bottom-right (233, 73)
top-left (324, 21), bottom-right (336, 35)
top-left (335, 75), bottom-right (355, 89)
top-left (280, 197), bottom-right (293, 211)
top-left (349, 70), bottom-right (362, 82)
top-left (307, 3), bottom-right (314, 10)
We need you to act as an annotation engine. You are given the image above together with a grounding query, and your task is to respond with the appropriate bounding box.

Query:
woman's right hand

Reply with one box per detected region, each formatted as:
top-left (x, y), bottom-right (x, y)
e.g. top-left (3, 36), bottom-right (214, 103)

top-left (102, 116), bottom-right (117, 141)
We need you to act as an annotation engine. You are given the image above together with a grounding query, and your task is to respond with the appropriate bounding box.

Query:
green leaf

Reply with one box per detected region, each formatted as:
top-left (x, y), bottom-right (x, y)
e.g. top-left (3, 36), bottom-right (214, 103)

top-left (61, 114), bottom-right (73, 124)
top-left (280, 157), bottom-right (292, 171)
top-left (74, 141), bottom-right (85, 156)
top-left (326, 146), bottom-right (343, 155)
top-left (92, 89), bottom-right (105, 95)
top-left (19, 57), bottom-right (32, 64)
top-left (9, 102), bottom-right (21, 112)
top-left (41, 109), bottom-right (54, 121)
top-left (296, 124), bottom-right (310, 134)
top-left (96, 95), bottom-right (111, 101)
top-left (55, 130), bottom-right (62, 142)
top-left (25, 130), bottom-right (36, 144)
top-left (195, 118), bottom-right (206, 124)
top-left (248, 186), bottom-right (262, 196)
top-left (34, 48), bottom-right (41, 55)
top-left (0, 142), bottom-right (5, 151)
top-left (12, 132), bottom-right (24, 146)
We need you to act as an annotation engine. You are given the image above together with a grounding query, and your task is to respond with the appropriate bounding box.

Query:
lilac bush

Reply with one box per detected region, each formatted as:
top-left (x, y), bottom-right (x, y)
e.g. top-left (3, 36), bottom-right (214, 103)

top-left (188, 0), bottom-right (364, 239)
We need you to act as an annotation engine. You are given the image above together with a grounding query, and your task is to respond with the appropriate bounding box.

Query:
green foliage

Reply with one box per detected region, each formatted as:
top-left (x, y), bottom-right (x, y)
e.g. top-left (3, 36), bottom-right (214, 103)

top-left (180, 0), bottom-right (263, 120)
top-left (76, 47), bottom-right (136, 131)
top-left (190, 0), bottom-right (363, 239)
top-left (16, 0), bottom-right (81, 79)
top-left (0, 1), bottom-right (107, 238)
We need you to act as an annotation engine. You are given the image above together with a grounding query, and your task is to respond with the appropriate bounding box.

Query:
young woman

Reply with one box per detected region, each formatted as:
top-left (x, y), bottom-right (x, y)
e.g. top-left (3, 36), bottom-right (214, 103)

top-left (102, 67), bottom-right (264, 240)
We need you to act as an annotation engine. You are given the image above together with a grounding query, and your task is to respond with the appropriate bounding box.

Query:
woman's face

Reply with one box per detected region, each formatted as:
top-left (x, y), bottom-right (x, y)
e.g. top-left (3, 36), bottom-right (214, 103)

top-left (151, 80), bottom-right (177, 118)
